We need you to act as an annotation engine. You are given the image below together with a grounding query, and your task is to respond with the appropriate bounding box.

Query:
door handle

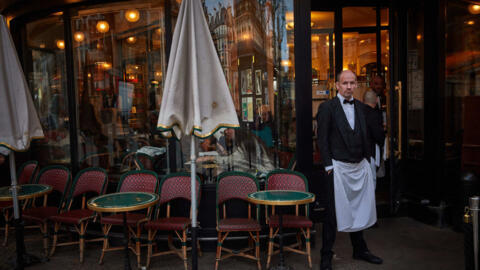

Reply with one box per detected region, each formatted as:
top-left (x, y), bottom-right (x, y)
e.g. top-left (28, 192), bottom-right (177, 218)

top-left (394, 81), bottom-right (402, 159)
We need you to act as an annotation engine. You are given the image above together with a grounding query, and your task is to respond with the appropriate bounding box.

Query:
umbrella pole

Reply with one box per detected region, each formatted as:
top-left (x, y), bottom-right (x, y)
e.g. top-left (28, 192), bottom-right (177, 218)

top-left (9, 152), bottom-right (24, 269)
top-left (190, 135), bottom-right (198, 270)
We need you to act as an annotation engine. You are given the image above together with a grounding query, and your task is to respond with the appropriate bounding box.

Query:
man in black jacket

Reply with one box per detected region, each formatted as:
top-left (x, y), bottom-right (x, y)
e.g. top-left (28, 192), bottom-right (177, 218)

top-left (316, 70), bottom-right (383, 270)
top-left (363, 90), bottom-right (386, 185)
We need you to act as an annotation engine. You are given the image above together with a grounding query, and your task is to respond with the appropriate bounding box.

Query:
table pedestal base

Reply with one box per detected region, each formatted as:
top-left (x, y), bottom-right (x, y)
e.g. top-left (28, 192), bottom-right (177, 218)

top-left (9, 218), bottom-right (47, 270)
top-left (123, 212), bottom-right (132, 270)
top-left (270, 265), bottom-right (293, 270)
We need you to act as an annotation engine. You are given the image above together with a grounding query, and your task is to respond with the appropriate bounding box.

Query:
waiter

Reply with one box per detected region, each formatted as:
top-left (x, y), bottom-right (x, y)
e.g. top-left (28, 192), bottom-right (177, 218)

top-left (316, 70), bottom-right (383, 270)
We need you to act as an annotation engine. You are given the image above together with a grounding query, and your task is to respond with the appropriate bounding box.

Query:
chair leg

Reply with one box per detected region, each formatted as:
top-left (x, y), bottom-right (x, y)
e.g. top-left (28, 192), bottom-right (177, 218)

top-left (296, 232), bottom-right (302, 251)
top-left (79, 222), bottom-right (86, 263)
top-left (99, 224), bottom-right (111, 264)
top-left (266, 227), bottom-right (274, 269)
top-left (197, 239), bottom-right (202, 257)
top-left (3, 209), bottom-right (9, 246)
top-left (135, 226), bottom-right (141, 268)
top-left (50, 222), bottom-right (60, 257)
top-left (256, 231), bottom-right (261, 270)
top-left (147, 229), bottom-right (155, 268)
top-left (306, 228), bottom-right (312, 268)
top-left (215, 231), bottom-right (222, 270)
top-left (182, 230), bottom-right (188, 270)
top-left (41, 222), bottom-right (49, 257)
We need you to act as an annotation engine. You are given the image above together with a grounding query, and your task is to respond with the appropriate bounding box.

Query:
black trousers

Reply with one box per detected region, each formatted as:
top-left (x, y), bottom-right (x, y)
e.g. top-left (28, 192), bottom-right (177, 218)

top-left (321, 172), bottom-right (368, 258)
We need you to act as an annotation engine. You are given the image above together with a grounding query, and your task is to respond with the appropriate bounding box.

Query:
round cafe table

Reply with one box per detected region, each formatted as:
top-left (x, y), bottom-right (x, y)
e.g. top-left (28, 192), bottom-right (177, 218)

top-left (0, 184), bottom-right (52, 269)
top-left (87, 192), bottom-right (159, 270)
top-left (247, 190), bottom-right (315, 270)
top-left (0, 184), bottom-right (52, 202)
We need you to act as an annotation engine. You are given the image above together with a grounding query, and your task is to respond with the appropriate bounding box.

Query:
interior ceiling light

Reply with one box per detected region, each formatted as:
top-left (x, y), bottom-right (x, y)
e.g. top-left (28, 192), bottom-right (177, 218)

top-left (125, 9), bottom-right (140, 22)
top-left (96, 21), bottom-right (109, 33)
top-left (469, 4), bottom-right (480, 14)
top-left (56, 40), bottom-right (65, 50)
top-left (126, 36), bottom-right (137, 44)
top-left (74, 32), bottom-right (85, 42)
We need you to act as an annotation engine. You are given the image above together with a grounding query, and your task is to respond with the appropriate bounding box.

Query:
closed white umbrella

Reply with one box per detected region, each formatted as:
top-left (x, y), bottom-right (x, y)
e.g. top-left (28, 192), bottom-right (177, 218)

top-left (156, 0), bottom-right (239, 269)
top-left (0, 15), bottom-right (44, 269)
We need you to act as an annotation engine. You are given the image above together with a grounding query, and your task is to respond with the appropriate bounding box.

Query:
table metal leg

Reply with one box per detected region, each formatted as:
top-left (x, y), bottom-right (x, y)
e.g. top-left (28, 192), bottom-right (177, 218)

top-left (271, 213), bottom-right (293, 270)
top-left (10, 205), bottom-right (44, 270)
top-left (123, 212), bottom-right (132, 270)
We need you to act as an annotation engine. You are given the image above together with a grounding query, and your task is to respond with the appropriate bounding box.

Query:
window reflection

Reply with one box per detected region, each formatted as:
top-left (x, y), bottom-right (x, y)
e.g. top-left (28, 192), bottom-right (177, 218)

top-left (446, 0), bottom-right (480, 162)
top-left (179, 0), bottom-right (295, 181)
top-left (71, 2), bottom-right (168, 176)
top-left (26, 14), bottom-right (70, 166)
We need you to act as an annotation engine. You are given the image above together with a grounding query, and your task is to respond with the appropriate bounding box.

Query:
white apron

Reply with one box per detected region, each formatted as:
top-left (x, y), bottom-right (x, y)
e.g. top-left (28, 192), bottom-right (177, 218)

top-left (333, 158), bottom-right (377, 232)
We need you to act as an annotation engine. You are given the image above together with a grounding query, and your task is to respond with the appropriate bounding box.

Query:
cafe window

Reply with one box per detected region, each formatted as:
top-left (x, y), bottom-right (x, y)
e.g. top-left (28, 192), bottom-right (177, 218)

top-left (445, 0), bottom-right (480, 167)
top-left (70, 1), bottom-right (168, 176)
top-left (26, 13), bottom-right (70, 166)
top-left (177, 0), bottom-right (295, 182)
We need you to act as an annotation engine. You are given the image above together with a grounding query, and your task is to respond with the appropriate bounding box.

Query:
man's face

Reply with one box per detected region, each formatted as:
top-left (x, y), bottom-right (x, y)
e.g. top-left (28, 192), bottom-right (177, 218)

top-left (372, 77), bottom-right (385, 95)
top-left (336, 71), bottom-right (357, 100)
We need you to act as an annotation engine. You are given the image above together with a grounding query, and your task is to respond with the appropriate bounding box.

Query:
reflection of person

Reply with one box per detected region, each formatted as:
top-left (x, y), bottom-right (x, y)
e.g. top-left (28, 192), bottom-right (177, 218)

top-left (316, 70), bottom-right (382, 270)
top-left (252, 107), bottom-right (274, 148)
top-left (370, 75), bottom-right (387, 177)
top-left (79, 93), bottom-right (107, 148)
top-left (363, 90), bottom-right (385, 186)
top-left (0, 154), bottom-right (5, 165)
top-left (216, 128), bottom-right (274, 173)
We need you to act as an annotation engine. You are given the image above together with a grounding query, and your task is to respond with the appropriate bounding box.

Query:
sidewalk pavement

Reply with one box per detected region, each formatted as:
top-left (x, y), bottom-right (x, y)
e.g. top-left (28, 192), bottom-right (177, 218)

top-left (0, 217), bottom-right (463, 270)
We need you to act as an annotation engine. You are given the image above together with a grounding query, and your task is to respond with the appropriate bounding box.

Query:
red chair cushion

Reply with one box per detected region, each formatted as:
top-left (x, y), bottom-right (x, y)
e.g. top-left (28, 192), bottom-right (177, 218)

top-left (49, 209), bottom-right (95, 224)
top-left (269, 215), bottom-right (313, 228)
top-left (0, 201), bottom-right (13, 210)
top-left (218, 218), bottom-right (261, 232)
top-left (23, 207), bottom-right (58, 223)
top-left (144, 217), bottom-right (190, 231)
top-left (100, 213), bottom-right (146, 226)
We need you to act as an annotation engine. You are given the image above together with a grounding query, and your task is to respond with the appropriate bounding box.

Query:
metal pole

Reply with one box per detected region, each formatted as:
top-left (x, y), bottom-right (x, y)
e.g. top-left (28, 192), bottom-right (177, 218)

top-left (190, 135), bottom-right (198, 270)
top-left (470, 196), bottom-right (480, 270)
top-left (9, 152), bottom-right (25, 270)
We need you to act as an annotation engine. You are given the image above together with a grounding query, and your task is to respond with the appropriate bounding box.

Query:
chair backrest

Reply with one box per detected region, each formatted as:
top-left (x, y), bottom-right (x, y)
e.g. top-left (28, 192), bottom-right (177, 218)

top-left (17, 160), bottom-right (39, 185)
top-left (35, 165), bottom-right (72, 208)
top-left (266, 169), bottom-right (309, 216)
top-left (158, 172), bottom-right (201, 206)
top-left (266, 169), bottom-right (308, 192)
top-left (135, 153), bottom-right (154, 170)
top-left (217, 171), bottom-right (258, 205)
top-left (117, 170), bottom-right (158, 193)
top-left (216, 171), bottom-right (258, 222)
top-left (67, 167), bottom-right (108, 209)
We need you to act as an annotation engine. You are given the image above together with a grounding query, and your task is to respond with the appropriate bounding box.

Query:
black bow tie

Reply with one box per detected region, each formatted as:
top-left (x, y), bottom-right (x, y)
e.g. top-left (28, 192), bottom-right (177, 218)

top-left (343, 99), bottom-right (354, 105)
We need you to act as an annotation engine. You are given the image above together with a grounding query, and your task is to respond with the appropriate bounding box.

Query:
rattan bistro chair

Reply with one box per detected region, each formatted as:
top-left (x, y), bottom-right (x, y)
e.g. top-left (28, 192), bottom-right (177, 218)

top-left (215, 171), bottom-right (261, 270)
top-left (99, 170), bottom-right (159, 268)
top-left (1, 160), bottom-right (39, 246)
top-left (265, 169), bottom-right (313, 269)
top-left (22, 165), bottom-right (72, 257)
top-left (144, 172), bottom-right (201, 270)
top-left (49, 167), bottom-right (108, 262)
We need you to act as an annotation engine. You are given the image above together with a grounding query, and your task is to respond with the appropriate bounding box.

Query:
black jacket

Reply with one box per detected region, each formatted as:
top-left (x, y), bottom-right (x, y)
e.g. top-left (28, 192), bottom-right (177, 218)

top-left (316, 97), bottom-right (372, 168)
top-left (364, 105), bottom-right (385, 159)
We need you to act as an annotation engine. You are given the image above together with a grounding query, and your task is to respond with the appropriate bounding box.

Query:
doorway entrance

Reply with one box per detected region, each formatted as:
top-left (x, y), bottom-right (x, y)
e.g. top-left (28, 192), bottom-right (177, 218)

top-left (310, 4), bottom-right (396, 214)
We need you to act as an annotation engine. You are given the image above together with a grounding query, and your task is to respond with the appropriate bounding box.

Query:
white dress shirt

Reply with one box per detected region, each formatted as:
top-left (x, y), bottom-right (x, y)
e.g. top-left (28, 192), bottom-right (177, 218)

top-left (325, 94), bottom-right (355, 172)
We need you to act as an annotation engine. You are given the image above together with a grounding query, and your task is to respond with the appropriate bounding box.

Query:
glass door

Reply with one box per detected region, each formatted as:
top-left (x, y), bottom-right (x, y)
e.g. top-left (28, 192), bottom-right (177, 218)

top-left (311, 5), bottom-right (396, 213)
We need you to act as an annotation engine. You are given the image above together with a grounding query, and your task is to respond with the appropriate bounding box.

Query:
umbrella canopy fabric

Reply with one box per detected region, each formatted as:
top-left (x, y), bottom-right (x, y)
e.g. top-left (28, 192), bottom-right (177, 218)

top-left (156, 0), bottom-right (239, 139)
top-left (0, 15), bottom-right (44, 152)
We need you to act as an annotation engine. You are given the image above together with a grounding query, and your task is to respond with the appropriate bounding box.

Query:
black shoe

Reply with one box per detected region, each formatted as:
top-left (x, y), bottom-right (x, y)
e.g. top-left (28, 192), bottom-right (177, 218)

top-left (353, 251), bottom-right (383, 264)
top-left (320, 255), bottom-right (333, 270)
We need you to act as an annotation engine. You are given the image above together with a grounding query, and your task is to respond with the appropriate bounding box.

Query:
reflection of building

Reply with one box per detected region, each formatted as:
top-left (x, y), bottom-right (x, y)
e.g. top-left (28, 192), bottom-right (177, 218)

top-left (234, 0), bottom-right (268, 124)
top-left (207, 3), bottom-right (238, 109)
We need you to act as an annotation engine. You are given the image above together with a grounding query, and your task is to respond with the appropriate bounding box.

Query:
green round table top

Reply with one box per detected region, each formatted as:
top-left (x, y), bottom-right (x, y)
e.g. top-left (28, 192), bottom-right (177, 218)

top-left (0, 184), bottom-right (52, 201)
top-left (87, 192), bottom-right (159, 213)
top-left (247, 190), bottom-right (315, 206)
